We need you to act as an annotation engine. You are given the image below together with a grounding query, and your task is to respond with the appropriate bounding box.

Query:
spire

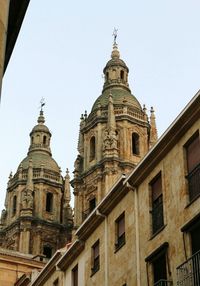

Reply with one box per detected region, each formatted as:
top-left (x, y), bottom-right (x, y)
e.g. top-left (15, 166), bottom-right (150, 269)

top-left (64, 168), bottom-right (71, 204)
top-left (102, 30), bottom-right (130, 93)
top-left (28, 107), bottom-right (52, 156)
top-left (37, 110), bottom-right (45, 124)
top-left (149, 107), bottom-right (158, 148)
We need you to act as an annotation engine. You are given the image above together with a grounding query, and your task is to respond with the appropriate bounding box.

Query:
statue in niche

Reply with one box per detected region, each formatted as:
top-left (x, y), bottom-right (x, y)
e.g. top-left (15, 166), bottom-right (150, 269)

top-left (74, 154), bottom-right (83, 173)
top-left (22, 189), bottom-right (33, 209)
top-left (103, 129), bottom-right (118, 150)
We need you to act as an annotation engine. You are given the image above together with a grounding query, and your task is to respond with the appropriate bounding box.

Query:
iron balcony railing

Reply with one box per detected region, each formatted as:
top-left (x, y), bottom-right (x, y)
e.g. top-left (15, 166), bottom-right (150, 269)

top-left (188, 163), bottom-right (200, 202)
top-left (152, 200), bottom-right (164, 234)
top-left (154, 280), bottom-right (173, 286)
top-left (177, 249), bottom-right (200, 285)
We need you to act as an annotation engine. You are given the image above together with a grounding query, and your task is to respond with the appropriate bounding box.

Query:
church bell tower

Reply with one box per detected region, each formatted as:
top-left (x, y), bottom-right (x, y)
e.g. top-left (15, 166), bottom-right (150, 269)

top-left (0, 109), bottom-right (73, 259)
top-left (72, 37), bottom-right (158, 228)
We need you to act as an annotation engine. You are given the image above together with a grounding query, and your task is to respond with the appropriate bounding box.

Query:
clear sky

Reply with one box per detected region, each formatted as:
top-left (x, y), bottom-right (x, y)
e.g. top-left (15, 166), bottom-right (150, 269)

top-left (0, 0), bottom-right (200, 211)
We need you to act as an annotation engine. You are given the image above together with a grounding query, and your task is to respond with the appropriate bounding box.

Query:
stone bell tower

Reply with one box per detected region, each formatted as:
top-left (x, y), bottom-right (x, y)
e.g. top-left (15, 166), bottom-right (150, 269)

top-left (0, 109), bottom-right (73, 259)
top-left (72, 38), bottom-right (158, 228)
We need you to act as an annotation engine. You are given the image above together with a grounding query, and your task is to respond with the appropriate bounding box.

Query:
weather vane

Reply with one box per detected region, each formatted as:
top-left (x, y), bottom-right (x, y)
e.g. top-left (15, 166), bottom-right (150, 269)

top-left (112, 28), bottom-right (118, 45)
top-left (40, 97), bottom-right (45, 111)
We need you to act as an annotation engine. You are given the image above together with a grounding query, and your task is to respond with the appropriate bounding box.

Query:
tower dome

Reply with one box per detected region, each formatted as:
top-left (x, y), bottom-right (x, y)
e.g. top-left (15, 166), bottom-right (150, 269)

top-left (90, 42), bottom-right (142, 115)
top-left (18, 110), bottom-right (60, 173)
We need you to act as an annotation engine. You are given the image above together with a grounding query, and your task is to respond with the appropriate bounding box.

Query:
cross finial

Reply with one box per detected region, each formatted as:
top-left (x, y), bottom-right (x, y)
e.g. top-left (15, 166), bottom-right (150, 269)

top-left (40, 97), bottom-right (45, 111)
top-left (112, 28), bottom-right (118, 45)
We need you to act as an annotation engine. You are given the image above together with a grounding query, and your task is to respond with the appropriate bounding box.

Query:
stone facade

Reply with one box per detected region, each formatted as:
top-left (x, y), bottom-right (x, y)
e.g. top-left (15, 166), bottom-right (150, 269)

top-left (0, 110), bottom-right (73, 258)
top-left (72, 42), bottom-right (157, 228)
top-left (30, 90), bottom-right (200, 286)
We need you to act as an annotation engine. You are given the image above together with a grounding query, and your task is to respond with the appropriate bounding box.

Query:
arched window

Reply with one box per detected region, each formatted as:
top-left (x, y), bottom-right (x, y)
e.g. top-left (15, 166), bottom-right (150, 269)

top-left (132, 133), bottom-right (140, 155)
top-left (46, 192), bottom-right (53, 212)
top-left (120, 70), bottom-right (124, 80)
top-left (43, 245), bottom-right (52, 259)
top-left (89, 197), bottom-right (96, 212)
top-left (31, 136), bottom-right (34, 144)
top-left (43, 135), bottom-right (47, 145)
top-left (90, 136), bottom-right (96, 161)
top-left (13, 195), bottom-right (17, 215)
top-left (106, 72), bottom-right (109, 81)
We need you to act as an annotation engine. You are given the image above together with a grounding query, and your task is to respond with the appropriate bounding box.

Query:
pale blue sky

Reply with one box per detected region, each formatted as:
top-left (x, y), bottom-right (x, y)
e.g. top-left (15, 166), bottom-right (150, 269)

top-left (0, 0), bottom-right (200, 210)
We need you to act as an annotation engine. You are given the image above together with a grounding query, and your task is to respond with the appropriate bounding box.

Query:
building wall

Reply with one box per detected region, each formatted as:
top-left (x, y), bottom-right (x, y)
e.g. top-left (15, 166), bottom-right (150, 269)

top-left (0, 0), bottom-right (10, 96)
top-left (138, 118), bottom-right (200, 285)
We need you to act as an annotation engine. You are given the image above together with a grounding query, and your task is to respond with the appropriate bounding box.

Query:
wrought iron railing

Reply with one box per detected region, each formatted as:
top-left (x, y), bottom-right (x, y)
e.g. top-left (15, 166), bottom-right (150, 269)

top-left (177, 249), bottom-right (200, 285)
top-left (152, 201), bottom-right (164, 234)
top-left (154, 280), bottom-right (173, 286)
top-left (188, 163), bottom-right (200, 202)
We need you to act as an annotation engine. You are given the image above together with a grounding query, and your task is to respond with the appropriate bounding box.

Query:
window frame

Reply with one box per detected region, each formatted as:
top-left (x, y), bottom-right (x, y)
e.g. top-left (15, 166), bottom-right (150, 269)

top-left (184, 131), bottom-right (200, 202)
top-left (115, 212), bottom-right (126, 252)
top-left (46, 192), bottom-right (53, 213)
top-left (150, 173), bottom-right (164, 236)
top-left (89, 136), bottom-right (96, 162)
top-left (91, 239), bottom-right (100, 275)
top-left (132, 132), bottom-right (140, 155)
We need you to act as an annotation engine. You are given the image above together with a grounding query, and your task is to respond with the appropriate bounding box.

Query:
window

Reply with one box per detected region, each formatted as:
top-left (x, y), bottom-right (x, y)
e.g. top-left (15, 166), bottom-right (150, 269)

top-left (185, 132), bottom-right (200, 201)
top-left (150, 174), bottom-right (164, 234)
top-left (53, 278), bottom-right (59, 286)
top-left (90, 136), bottom-right (96, 161)
top-left (46, 192), bottom-right (53, 212)
top-left (153, 252), bottom-right (167, 284)
top-left (132, 133), bottom-right (140, 155)
top-left (43, 135), bottom-right (47, 145)
top-left (145, 242), bottom-right (169, 285)
top-left (91, 240), bottom-right (100, 275)
top-left (120, 70), bottom-right (124, 80)
top-left (191, 224), bottom-right (200, 255)
top-left (115, 212), bottom-right (125, 251)
top-left (89, 197), bottom-right (96, 212)
top-left (106, 72), bottom-right (109, 81)
top-left (72, 264), bottom-right (78, 286)
top-left (43, 245), bottom-right (52, 259)
top-left (13, 195), bottom-right (17, 215)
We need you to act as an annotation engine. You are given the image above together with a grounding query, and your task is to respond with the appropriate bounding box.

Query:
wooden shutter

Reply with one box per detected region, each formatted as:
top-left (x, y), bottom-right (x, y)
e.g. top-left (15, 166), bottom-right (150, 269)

top-left (187, 134), bottom-right (200, 173)
top-left (152, 175), bottom-right (162, 202)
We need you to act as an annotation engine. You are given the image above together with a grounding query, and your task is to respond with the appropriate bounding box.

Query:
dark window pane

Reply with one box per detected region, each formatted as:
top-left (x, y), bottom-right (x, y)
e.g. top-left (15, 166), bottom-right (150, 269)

top-left (153, 253), bottom-right (167, 283)
top-left (72, 265), bottom-right (78, 286)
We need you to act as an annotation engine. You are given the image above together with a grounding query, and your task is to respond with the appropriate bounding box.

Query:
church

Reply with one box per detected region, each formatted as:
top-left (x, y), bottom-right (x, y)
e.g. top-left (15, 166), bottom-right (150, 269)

top-left (0, 34), bottom-right (200, 286)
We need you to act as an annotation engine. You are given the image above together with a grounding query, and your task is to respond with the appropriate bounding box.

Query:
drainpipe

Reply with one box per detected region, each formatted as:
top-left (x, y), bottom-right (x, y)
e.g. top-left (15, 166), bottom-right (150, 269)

top-left (126, 182), bottom-right (141, 286)
top-left (96, 209), bottom-right (108, 286)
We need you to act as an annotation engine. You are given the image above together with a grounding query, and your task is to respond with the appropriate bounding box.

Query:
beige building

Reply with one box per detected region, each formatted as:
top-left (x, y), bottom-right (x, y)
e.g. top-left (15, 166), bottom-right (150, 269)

top-left (0, 248), bottom-right (45, 286)
top-left (30, 89), bottom-right (200, 286)
top-left (0, 0), bottom-right (30, 100)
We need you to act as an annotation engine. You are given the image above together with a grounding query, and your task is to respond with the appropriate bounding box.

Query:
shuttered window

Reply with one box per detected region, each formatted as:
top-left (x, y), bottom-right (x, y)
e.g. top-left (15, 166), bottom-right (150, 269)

top-left (185, 132), bottom-right (200, 201)
top-left (186, 133), bottom-right (200, 173)
top-left (151, 174), bottom-right (164, 234)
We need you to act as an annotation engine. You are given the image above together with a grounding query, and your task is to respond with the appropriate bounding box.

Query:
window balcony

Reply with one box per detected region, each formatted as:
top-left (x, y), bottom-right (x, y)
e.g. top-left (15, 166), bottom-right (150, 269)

top-left (154, 280), bottom-right (173, 286)
top-left (177, 249), bottom-right (200, 285)
top-left (187, 163), bottom-right (200, 202)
